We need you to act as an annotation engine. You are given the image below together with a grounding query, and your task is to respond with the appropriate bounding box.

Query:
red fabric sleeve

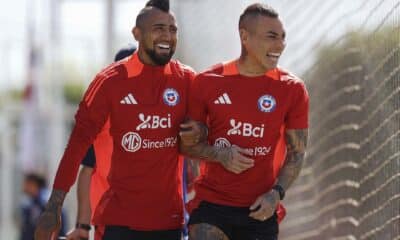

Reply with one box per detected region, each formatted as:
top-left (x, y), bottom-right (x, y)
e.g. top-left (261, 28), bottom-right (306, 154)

top-left (53, 72), bottom-right (112, 192)
top-left (285, 81), bottom-right (309, 129)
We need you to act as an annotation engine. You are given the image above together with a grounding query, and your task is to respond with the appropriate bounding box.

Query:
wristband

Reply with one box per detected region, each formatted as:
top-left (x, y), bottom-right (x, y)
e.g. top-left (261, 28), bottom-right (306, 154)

top-left (272, 184), bottom-right (285, 200)
top-left (75, 223), bottom-right (91, 231)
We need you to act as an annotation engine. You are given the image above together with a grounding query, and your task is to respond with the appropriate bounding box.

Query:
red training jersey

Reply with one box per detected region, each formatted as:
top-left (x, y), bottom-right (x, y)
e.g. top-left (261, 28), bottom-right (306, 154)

top-left (188, 60), bottom-right (309, 207)
top-left (53, 52), bottom-right (195, 230)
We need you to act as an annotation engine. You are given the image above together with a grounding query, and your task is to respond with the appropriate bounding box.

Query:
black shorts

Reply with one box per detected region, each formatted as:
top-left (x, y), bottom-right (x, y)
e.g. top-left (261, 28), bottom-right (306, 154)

top-left (98, 225), bottom-right (182, 240)
top-left (189, 201), bottom-right (278, 240)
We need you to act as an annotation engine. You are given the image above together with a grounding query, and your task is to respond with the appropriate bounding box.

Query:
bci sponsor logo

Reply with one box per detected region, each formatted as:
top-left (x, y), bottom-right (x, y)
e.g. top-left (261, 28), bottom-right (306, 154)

top-left (121, 132), bottom-right (177, 152)
top-left (136, 113), bottom-right (172, 131)
top-left (227, 119), bottom-right (264, 138)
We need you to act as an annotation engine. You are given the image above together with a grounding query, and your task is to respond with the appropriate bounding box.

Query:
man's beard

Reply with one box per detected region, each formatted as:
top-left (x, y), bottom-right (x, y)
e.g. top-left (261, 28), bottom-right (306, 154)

top-left (145, 48), bottom-right (174, 66)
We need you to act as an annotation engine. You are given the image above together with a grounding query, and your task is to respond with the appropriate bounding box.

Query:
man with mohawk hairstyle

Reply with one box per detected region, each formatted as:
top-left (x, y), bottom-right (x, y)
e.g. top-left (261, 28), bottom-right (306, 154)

top-left (145, 0), bottom-right (170, 11)
top-left (34, 0), bottom-right (204, 239)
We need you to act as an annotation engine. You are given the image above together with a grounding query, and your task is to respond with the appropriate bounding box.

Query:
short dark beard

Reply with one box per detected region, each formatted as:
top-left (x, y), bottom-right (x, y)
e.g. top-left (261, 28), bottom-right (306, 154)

top-left (145, 48), bottom-right (173, 66)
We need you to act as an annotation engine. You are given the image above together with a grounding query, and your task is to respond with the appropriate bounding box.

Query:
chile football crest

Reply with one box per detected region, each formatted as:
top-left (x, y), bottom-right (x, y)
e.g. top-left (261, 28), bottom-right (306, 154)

top-left (163, 88), bottom-right (180, 106)
top-left (258, 94), bottom-right (276, 112)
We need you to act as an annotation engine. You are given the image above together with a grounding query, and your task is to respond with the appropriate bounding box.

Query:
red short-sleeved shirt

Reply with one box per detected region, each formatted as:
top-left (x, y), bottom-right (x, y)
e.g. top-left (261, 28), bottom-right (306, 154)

top-left (188, 60), bottom-right (309, 207)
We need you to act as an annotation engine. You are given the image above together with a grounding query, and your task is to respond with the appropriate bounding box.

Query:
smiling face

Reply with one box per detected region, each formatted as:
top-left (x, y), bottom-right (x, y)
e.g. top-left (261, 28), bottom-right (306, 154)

top-left (240, 15), bottom-right (286, 72)
top-left (133, 8), bottom-right (177, 66)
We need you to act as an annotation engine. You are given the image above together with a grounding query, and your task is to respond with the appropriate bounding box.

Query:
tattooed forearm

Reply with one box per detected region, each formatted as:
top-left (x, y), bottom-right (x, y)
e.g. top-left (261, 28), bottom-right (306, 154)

top-left (39, 189), bottom-right (66, 230)
top-left (34, 189), bottom-right (66, 239)
top-left (286, 129), bottom-right (308, 153)
top-left (180, 141), bottom-right (232, 166)
top-left (276, 129), bottom-right (308, 191)
top-left (45, 189), bottom-right (66, 212)
top-left (179, 121), bottom-right (236, 166)
top-left (277, 151), bottom-right (305, 191)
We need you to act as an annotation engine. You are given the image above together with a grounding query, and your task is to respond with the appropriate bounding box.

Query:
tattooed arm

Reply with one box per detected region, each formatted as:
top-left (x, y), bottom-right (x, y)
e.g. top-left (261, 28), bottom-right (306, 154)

top-left (34, 189), bottom-right (66, 240)
top-left (276, 129), bottom-right (308, 190)
top-left (179, 120), bottom-right (254, 174)
top-left (249, 129), bottom-right (308, 221)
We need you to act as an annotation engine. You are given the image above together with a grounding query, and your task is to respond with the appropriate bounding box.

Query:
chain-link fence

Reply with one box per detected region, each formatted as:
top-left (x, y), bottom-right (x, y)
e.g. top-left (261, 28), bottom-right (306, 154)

top-left (280, 0), bottom-right (400, 239)
top-left (172, 0), bottom-right (399, 239)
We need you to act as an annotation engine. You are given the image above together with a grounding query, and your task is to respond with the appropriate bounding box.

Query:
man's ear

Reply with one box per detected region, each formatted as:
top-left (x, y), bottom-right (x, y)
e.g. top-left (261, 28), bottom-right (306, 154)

top-left (132, 26), bottom-right (141, 41)
top-left (239, 28), bottom-right (249, 45)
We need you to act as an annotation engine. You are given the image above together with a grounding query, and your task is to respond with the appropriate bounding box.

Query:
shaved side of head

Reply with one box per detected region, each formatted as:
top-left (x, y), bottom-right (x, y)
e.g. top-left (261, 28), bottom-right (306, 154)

top-left (239, 3), bottom-right (279, 33)
top-left (136, 0), bottom-right (170, 29)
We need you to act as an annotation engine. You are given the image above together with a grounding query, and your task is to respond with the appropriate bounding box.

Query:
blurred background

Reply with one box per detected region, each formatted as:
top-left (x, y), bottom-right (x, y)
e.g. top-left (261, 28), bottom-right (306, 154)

top-left (0, 0), bottom-right (399, 239)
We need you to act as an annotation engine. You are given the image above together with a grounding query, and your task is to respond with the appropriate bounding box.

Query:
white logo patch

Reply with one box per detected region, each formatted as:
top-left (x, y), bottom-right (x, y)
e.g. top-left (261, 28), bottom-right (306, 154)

top-left (214, 93), bottom-right (232, 104)
top-left (258, 95), bottom-right (276, 112)
top-left (163, 88), bottom-right (180, 106)
top-left (121, 132), bottom-right (142, 152)
top-left (136, 113), bottom-right (172, 131)
top-left (120, 93), bottom-right (138, 105)
top-left (227, 119), bottom-right (264, 138)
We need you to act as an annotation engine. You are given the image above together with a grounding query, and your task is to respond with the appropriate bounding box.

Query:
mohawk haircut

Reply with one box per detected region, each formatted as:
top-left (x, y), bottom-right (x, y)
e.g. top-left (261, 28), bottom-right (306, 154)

top-left (145, 0), bottom-right (170, 12)
top-left (136, 0), bottom-right (170, 28)
top-left (239, 3), bottom-right (279, 30)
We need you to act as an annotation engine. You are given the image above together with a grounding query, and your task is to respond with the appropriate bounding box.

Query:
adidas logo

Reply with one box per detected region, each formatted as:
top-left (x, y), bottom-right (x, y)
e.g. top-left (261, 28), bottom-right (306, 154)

top-left (214, 93), bottom-right (232, 104)
top-left (120, 93), bottom-right (138, 104)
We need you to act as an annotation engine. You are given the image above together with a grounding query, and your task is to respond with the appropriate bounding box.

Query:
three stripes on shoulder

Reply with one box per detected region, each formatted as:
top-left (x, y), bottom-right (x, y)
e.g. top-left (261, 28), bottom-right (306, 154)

top-left (120, 93), bottom-right (138, 104)
top-left (214, 93), bottom-right (232, 104)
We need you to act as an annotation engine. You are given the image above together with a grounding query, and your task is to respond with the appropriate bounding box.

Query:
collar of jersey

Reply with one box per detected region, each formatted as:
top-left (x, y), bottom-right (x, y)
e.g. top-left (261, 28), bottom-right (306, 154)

top-left (124, 51), bottom-right (172, 78)
top-left (222, 59), bottom-right (280, 80)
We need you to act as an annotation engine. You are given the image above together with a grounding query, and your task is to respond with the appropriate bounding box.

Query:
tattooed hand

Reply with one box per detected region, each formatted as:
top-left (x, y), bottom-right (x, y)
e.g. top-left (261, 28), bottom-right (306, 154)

top-left (34, 189), bottom-right (66, 240)
top-left (218, 145), bottom-right (254, 174)
top-left (249, 189), bottom-right (280, 221)
top-left (179, 123), bottom-right (255, 174)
